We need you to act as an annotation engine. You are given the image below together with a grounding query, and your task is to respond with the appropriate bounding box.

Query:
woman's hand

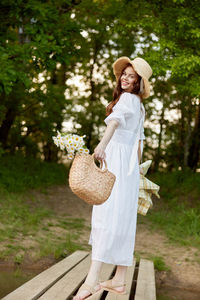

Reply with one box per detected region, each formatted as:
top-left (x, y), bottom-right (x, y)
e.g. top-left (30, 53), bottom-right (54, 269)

top-left (94, 142), bottom-right (106, 161)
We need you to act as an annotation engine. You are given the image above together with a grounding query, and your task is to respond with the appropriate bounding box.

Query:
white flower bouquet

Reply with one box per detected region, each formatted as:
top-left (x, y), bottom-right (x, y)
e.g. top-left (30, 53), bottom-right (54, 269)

top-left (52, 130), bottom-right (90, 160)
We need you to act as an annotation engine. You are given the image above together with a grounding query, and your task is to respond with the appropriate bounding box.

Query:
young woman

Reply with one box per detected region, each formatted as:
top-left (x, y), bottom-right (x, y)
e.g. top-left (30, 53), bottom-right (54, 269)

top-left (73, 56), bottom-right (152, 300)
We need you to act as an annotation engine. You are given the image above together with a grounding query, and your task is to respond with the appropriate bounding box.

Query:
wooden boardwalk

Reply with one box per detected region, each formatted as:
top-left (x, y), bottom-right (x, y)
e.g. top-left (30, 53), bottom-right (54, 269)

top-left (2, 250), bottom-right (156, 300)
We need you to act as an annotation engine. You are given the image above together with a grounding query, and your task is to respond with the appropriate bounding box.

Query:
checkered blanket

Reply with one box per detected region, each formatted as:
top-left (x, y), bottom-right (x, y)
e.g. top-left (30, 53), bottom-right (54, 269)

top-left (138, 160), bottom-right (160, 216)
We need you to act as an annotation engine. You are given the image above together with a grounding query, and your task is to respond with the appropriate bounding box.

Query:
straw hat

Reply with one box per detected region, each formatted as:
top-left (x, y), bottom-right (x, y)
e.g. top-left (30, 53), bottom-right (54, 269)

top-left (112, 56), bottom-right (153, 98)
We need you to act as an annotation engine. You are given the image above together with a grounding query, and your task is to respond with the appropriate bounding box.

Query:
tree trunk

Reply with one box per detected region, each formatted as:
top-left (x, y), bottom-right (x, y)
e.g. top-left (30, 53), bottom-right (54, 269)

top-left (43, 64), bottom-right (66, 162)
top-left (0, 107), bottom-right (16, 148)
top-left (183, 100), bottom-right (192, 168)
top-left (188, 102), bottom-right (200, 171)
top-left (85, 38), bottom-right (100, 151)
top-left (152, 104), bottom-right (165, 172)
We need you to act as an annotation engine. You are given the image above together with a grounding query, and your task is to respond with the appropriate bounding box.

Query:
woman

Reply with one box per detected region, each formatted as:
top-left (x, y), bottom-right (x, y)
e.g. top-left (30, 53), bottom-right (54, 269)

top-left (73, 56), bottom-right (152, 300)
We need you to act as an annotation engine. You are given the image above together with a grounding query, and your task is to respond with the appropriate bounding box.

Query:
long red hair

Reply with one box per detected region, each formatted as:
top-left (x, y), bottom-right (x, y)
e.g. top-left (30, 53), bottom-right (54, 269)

top-left (106, 63), bottom-right (142, 116)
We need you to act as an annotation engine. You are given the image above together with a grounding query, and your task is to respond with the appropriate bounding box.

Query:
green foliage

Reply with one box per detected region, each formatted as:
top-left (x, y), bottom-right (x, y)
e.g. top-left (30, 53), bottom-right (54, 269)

top-left (125, 0), bottom-right (200, 171)
top-left (148, 204), bottom-right (200, 247)
top-left (0, 0), bottom-right (200, 170)
top-left (58, 218), bottom-right (86, 231)
top-left (150, 170), bottom-right (200, 200)
top-left (0, 152), bottom-right (67, 193)
top-left (0, 0), bottom-right (82, 161)
top-left (0, 191), bottom-right (52, 238)
top-left (0, 0), bottom-right (80, 94)
top-left (39, 232), bottom-right (86, 259)
top-left (145, 171), bottom-right (200, 248)
top-left (0, 182), bottom-right (88, 261)
top-left (14, 253), bottom-right (24, 265)
top-left (150, 255), bottom-right (170, 271)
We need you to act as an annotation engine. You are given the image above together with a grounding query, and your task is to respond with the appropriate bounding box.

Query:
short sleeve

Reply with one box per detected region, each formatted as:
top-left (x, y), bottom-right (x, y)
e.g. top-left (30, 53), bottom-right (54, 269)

top-left (104, 92), bottom-right (137, 128)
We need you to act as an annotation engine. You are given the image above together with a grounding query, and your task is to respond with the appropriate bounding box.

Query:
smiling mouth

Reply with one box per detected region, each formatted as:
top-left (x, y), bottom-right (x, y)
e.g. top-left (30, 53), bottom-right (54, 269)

top-left (122, 82), bottom-right (129, 85)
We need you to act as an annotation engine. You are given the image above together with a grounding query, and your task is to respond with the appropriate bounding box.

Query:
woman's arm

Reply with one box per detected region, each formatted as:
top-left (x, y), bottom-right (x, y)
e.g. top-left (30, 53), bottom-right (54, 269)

top-left (94, 120), bottom-right (118, 161)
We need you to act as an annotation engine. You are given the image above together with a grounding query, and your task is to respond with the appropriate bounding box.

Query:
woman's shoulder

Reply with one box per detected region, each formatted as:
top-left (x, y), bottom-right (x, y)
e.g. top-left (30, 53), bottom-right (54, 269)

top-left (119, 93), bottom-right (146, 118)
top-left (118, 92), bottom-right (141, 110)
top-left (120, 92), bottom-right (140, 102)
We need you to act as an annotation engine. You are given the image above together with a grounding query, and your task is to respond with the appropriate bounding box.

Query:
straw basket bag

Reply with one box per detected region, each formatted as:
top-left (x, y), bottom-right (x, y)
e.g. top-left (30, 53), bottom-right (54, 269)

top-left (68, 152), bottom-right (116, 205)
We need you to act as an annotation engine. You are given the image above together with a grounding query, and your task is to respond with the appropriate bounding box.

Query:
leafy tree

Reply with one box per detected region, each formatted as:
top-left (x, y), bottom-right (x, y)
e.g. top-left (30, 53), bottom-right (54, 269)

top-left (0, 0), bottom-right (199, 172)
top-left (0, 0), bottom-right (82, 160)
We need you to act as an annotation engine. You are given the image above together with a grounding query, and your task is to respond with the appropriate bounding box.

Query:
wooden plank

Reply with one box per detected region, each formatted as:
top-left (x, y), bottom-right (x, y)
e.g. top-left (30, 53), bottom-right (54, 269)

top-left (39, 257), bottom-right (116, 300)
top-left (134, 259), bottom-right (156, 300)
top-left (105, 258), bottom-right (136, 300)
top-left (2, 250), bottom-right (89, 300)
top-left (38, 254), bottom-right (92, 300)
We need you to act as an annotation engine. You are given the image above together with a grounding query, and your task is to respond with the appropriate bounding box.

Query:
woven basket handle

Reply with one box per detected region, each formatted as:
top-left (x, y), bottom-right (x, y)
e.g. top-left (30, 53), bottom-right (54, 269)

top-left (92, 153), bottom-right (107, 170)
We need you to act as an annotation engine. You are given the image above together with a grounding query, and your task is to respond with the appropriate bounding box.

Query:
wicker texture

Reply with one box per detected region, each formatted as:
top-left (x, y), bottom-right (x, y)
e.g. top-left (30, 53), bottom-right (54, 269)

top-left (68, 153), bottom-right (116, 205)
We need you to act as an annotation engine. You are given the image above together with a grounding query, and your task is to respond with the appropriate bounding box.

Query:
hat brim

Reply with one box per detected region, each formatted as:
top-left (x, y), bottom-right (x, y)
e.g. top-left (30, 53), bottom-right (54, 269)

top-left (112, 56), bottom-right (151, 99)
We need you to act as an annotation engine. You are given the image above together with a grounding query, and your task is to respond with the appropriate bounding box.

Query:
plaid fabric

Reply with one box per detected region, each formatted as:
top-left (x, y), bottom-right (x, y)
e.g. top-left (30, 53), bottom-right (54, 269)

top-left (138, 160), bottom-right (160, 216)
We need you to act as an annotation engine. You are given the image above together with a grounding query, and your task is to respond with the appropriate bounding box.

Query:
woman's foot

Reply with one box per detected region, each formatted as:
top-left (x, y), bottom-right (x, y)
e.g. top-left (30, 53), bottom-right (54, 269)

top-left (73, 282), bottom-right (101, 300)
top-left (100, 278), bottom-right (126, 294)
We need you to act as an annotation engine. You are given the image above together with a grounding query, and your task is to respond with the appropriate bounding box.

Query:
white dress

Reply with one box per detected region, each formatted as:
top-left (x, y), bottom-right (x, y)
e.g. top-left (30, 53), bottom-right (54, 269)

top-left (88, 92), bottom-right (146, 266)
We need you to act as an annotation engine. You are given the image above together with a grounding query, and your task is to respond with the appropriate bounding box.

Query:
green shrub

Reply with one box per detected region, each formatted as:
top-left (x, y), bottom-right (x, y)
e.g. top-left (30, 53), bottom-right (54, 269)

top-left (0, 153), bottom-right (68, 193)
top-left (144, 171), bottom-right (200, 248)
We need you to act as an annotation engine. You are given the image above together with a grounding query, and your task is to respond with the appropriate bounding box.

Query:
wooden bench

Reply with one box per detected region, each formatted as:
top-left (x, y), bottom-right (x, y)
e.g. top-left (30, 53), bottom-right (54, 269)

top-left (2, 250), bottom-right (156, 300)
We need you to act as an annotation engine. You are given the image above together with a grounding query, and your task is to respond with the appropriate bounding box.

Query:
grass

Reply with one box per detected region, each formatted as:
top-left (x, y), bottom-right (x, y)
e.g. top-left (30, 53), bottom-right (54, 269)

top-left (0, 152), bottom-right (199, 264)
top-left (38, 232), bottom-right (87, 259)
top-left (0, 201), bottom-right (89, 262)
top-left (14, 253), bottom-right (24, 265)
top-left (148, 255), bottom-right (170, 271)
top-left (146, 205), bottom-right (200, 247)
top-left (138, 169), bottom-right (200, 249)
top-left (58, 218), bottom-right (88, 230)
top-left (134, 251), bottom-right (170, 271)
top-left (0, 190), bottom-right (53, 240)
top-left (0, 212), bottom-right (89, 262)
top-left (0, 152), bottom-right (66, 238)
top-left (0, 152), bottom-right (89, 263)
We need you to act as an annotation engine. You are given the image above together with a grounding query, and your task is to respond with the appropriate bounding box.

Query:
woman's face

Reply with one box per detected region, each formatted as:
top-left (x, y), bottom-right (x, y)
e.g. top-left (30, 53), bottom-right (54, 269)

top-left (120, 66), bottom-right (138, 92)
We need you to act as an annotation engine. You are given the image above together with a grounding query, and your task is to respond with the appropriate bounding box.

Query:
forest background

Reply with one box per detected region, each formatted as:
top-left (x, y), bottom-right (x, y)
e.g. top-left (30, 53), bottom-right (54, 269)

top-left (1, 0), bottom-right (200, 171)
top-left (0, 1), bottom-right (200, 298)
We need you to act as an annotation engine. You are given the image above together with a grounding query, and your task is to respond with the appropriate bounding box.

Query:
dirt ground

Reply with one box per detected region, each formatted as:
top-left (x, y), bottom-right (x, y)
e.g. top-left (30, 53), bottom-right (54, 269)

top-left (2, 184), bottom-right (200, 299)
top-left (29, 185), bottom-right (200, 299)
